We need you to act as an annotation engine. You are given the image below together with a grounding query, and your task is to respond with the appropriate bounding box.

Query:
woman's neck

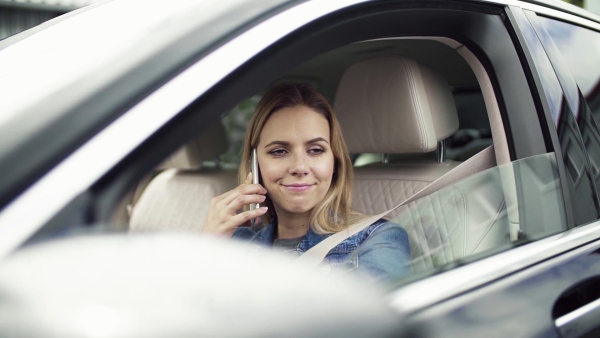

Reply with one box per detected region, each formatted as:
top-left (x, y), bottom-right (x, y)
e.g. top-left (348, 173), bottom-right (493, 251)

top-left (274, 209), bottom-right (311, 239)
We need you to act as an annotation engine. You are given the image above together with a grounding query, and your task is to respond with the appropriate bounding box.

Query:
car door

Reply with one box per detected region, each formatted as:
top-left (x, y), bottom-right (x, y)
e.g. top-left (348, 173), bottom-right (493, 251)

top-left (387, 3), bottom-right (600, 337)
top-left (1, 0), bottom-right (600, 337)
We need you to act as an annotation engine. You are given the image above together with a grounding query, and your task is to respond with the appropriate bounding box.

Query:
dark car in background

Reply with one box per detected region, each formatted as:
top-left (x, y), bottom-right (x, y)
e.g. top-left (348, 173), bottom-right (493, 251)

top-left (0, 0), bottom-right (600, 336)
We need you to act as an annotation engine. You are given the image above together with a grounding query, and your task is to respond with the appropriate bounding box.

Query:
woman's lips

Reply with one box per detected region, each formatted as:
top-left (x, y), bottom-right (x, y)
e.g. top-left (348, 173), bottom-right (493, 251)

top-left (283, 183), bottom-right (313, 192)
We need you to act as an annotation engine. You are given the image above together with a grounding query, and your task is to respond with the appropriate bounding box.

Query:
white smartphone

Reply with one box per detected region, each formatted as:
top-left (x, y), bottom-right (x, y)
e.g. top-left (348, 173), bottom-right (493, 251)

top-left (250, 148), bottom-right (260, 211)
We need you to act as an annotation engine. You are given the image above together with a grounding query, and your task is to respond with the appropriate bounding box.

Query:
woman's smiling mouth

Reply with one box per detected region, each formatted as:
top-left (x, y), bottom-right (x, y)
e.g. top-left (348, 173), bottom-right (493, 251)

top-left (282, 183), bottom-right (314, 192)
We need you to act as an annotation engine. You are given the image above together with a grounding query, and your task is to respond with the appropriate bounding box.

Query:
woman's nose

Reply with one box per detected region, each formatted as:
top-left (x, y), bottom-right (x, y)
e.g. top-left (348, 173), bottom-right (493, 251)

top-left (289, 153), bottom-right (309, 176)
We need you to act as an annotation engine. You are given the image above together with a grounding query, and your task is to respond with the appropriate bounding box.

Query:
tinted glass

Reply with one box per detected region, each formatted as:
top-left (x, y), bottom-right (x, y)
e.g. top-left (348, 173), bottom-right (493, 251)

top-left (512, 9), bottom-right (599, 225)
top-left (389, 152), bottom-right (567, 276)
top-left (538, 17), bottom-right (600, 125)
top-left (536, 16), bottom-right (600, 223)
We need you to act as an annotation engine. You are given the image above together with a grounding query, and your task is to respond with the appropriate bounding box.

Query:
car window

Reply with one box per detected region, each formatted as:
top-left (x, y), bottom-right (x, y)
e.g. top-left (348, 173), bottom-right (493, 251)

top-left (537, 16), bottom-right (600, 121)
top-left (219, 96), bottom-right (261, 167)
top-left (5, 2), bottom-right (582, 307)
top-left (535, 16), bottom-right (600, 210)
top-left (4, 3), bottom-right (600, 336)
top-left (391, 152), bottom-right (566, 276)
top-left (125, 35), bottom-right (572, 286)
top-left (510, 9), bottom-right (600, 226)
top-left (534, 16), bottom-right (600, 193)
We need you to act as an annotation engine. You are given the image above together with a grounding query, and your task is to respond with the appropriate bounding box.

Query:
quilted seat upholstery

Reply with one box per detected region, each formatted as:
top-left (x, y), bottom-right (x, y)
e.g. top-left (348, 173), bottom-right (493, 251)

top-left (335, 55), bottom-right (508, 269)
top-left (130, 169), bottom-right (237, 232)
top-left (129, 122), bottom-right (237, 232)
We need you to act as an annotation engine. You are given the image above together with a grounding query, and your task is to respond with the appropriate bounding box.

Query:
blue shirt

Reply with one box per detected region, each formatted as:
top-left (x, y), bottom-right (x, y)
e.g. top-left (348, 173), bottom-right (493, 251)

top-left (233, 218), bottom-right (410, 281)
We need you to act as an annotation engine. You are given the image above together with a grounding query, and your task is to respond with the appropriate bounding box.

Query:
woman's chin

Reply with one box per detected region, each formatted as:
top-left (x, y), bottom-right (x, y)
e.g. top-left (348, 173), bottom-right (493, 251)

top-left (278, 203), bottom-right (315, 215)
top-left (288, 206), bottom-right (313, 214)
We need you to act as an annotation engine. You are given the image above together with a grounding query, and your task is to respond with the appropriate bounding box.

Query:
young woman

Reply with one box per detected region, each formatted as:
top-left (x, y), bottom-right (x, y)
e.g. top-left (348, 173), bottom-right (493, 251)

top-left (202, 83), bottom-right (410, 280)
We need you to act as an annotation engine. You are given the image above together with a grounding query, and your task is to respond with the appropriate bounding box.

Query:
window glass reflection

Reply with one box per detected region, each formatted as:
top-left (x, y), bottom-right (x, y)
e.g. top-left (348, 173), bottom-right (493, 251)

top-left (389, 152), bottom-right (567, 276)
top-left (536, 16), bottom-right (600, 222)
top-left (539, 17), bottom-right (600, 122)
top-left (513, 10), bottom-right (599, 225)
top-left (519, 13), bottom-right (564, 125)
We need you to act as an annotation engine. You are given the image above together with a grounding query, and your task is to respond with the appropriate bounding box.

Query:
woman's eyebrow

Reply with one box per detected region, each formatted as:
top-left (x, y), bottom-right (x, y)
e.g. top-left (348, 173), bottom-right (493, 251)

top-left (263, 141), bottom-right (289, 148)
top-left (263, 137), bottom-right (329, 149)
top-left (306, 137), bottom-right (329, 145)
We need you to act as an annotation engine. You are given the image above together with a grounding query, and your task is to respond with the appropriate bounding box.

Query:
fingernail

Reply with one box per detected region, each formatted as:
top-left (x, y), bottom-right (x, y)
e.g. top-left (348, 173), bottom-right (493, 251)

top-left (260, 207), bottom-right (268, 212)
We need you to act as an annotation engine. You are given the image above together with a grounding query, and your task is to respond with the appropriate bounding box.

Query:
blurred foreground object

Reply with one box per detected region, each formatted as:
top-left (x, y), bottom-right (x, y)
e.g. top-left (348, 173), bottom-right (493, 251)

top-left (0, 233), bottom-right (404, 338)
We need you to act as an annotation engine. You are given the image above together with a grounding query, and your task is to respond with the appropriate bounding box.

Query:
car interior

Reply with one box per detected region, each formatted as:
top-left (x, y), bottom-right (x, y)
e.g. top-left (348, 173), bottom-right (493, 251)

top-left (115, 37), bottom-right (533, 277)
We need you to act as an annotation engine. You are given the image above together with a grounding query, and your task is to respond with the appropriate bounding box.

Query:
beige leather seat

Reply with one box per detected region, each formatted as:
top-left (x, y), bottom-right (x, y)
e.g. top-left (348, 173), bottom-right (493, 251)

top-left (335, 56), bottom-right (461, 217)
top-left (129, 123), bottom-right (238, 232)
top-left (335, 55), bottom-right (509, 272)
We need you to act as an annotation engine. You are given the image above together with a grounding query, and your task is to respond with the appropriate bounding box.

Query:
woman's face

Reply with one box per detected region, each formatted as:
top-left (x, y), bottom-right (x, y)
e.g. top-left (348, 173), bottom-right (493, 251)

top-left (257, 105), bottom-right (335, 218)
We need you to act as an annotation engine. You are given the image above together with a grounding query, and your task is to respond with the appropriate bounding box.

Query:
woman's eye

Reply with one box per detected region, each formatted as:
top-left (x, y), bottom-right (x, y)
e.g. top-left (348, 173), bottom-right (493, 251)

top-left (308, 147), bottom-right (325, 155)
top-left (269, 149), bottom-right (287, 156)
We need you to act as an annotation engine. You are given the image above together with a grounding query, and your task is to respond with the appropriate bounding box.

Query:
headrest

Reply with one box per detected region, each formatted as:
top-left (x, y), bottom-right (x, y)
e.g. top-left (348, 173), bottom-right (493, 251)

top-left (159, 122), bottom-right (229, 170)
top-left (335, 56), bottom-right (459, 154)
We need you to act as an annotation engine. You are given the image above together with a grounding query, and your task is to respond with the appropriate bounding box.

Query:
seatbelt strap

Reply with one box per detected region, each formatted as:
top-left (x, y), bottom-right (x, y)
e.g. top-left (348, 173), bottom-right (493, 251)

top-left (296, 145), bottom-right (497, 268)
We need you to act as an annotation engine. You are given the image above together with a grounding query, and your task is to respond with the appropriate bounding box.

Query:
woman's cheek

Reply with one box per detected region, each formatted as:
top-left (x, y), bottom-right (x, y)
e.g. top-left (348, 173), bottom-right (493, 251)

top-left (259, 160), bottom-right (281, 184)
top-left (314, 156), bottom-right (335, 181)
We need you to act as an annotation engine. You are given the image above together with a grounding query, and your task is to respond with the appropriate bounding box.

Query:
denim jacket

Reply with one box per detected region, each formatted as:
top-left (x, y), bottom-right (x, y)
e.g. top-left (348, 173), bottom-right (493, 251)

top-left (232, 218), bottom-right (410, 281)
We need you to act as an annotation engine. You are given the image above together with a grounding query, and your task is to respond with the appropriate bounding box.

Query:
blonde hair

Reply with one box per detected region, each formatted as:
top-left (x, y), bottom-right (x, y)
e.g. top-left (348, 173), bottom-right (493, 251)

top-left (238, 83), bottom-right (365, 234)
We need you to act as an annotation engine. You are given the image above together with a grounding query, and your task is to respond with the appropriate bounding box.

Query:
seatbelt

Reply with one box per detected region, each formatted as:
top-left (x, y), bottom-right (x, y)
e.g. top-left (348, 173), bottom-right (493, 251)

top-left (296, 145), bottom-right (497, 268)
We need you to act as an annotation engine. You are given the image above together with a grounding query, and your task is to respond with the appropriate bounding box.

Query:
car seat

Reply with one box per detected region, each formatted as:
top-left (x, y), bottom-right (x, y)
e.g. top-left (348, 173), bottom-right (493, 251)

top-left (335, 55), bottom-right (510, 272)
top-left (129, 122), bottom-right (238, 232)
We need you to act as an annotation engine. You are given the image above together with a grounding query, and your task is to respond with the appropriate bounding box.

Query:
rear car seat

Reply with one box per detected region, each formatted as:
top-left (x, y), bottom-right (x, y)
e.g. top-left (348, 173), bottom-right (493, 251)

top-left (129, 123), bottom-right (238, 232)
top-left (335, 55), bottom-right (510, 272)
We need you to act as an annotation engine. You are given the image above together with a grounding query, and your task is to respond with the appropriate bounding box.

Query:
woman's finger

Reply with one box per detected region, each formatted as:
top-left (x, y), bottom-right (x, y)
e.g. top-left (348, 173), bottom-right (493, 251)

top-left (210, 187), bottom-right (239, 205)
top-left (217, 183), bottom-right (266, 208)
top-left (202, 180), bottom-right (268, 237)
top-left (221, 194), bottom-right (266, 215)
top-left (228, 207), bottom-right (269, 229)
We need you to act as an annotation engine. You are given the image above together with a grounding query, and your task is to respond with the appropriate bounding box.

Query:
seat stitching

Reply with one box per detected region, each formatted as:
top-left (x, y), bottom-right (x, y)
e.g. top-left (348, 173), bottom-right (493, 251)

top-left (437, 191), bottom-right (454, 263)
top-left (435, 191), bottom-right (452, 262)
top-left (397, 56), bottom-right (427, 151)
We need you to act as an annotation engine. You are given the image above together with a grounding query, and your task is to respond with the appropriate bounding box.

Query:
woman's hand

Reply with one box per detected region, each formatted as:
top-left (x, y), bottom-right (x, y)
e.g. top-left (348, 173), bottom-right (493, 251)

top-left (202, 173), bottom-right (269, 237)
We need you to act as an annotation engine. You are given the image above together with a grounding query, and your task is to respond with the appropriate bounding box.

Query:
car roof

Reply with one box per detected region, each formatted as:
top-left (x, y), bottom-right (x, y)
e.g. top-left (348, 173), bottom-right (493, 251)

top-left (0, 0), bottom-right (288, 129)
top-left (0, 0), bottom-right (294, 210)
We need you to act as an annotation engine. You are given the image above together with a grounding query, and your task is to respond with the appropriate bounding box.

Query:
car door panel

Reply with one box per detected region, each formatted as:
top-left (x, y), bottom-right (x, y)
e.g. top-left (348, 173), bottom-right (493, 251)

top-left (402, 232), bottom-right (600, 337)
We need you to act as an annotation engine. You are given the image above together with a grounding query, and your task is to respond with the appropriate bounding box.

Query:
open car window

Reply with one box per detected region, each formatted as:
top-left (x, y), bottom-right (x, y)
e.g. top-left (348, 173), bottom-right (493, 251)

top-left (122, 29), bottom-right (570, 287)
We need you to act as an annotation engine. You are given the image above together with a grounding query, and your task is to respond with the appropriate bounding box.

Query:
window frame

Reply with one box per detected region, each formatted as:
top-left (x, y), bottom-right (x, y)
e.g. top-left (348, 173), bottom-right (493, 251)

top-left (2, 0), bottom-right (593, 317)
top-left (389, 2), bottom-right (600, 319)
top-left (82, 0), bottom-right (568, 303)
